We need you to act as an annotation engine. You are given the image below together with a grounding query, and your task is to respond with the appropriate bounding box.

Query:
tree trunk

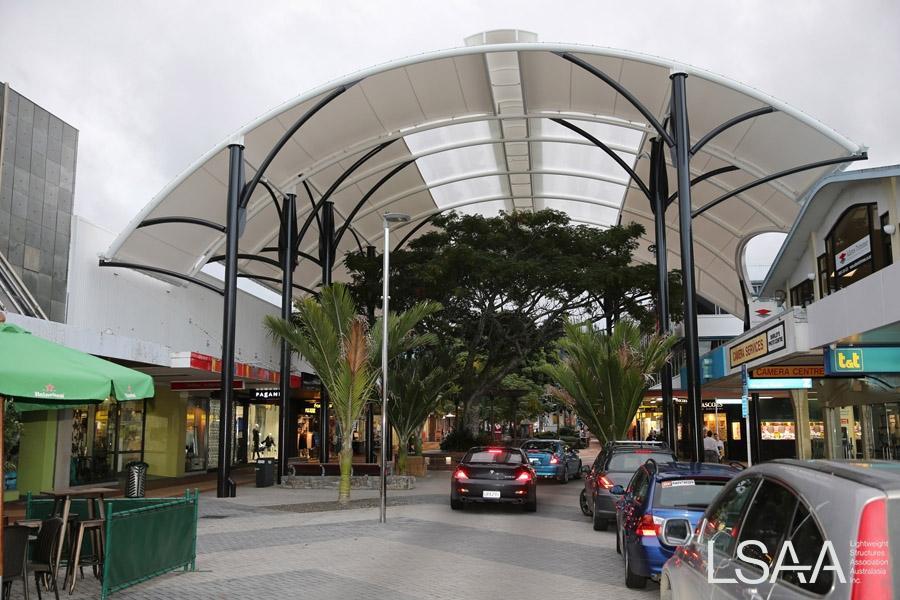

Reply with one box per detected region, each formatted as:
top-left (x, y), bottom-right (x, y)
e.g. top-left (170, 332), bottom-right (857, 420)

top-left (337, 445), bottom-right (353, 507)
top-left (395, 444), bottom-right (408, 475)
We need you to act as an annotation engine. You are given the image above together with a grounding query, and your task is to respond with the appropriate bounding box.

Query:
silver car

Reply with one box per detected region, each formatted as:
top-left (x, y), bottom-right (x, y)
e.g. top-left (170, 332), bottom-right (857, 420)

top-left (660, 460), bottom-right (899, 599)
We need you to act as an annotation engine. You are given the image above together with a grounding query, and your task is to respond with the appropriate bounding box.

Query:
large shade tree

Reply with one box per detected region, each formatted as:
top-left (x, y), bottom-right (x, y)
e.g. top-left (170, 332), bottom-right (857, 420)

top-left (265, 283), bottom-right (439, 506)
top-left (346, 209), bottom-right (680, 432)
top-left (544, 319), bottom-right (676, 444)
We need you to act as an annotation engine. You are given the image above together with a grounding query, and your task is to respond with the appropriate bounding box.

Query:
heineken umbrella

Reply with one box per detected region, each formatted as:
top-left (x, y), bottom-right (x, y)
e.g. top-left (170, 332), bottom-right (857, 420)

top-left (0, 322), bottom-right (155, 409)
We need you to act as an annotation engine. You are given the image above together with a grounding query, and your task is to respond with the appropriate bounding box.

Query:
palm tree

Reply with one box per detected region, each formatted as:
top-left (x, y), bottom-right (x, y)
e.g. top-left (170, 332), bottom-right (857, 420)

top-left (544, 319), bottom-right (675, 444)
top-left (388, 354), bottom-right (450, 474)
top-left (265, 283), bottom-right (439, 506)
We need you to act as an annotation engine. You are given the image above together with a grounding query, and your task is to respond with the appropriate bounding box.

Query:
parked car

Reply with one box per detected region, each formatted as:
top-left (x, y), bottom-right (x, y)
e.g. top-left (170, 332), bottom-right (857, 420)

top-left (580, 440), bottom-right (676, 531)
top-left (614, 459), bottom-right (741, 589)
top-left (661, 460), bottom-right (900, 599)
top-left (450, 446), bottom-right (537, 512)
top-left (521, 439), bottom-right (581, 483)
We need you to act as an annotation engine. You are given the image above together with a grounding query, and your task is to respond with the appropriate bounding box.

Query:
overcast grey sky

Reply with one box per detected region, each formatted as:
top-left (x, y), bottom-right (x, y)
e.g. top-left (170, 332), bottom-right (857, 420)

top-left (2, 0), bottom-right (899, 237)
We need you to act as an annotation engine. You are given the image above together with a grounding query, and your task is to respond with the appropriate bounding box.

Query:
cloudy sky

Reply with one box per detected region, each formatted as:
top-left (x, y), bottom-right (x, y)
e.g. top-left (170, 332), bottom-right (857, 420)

top-left (3, 0), bottom-right (899, 247)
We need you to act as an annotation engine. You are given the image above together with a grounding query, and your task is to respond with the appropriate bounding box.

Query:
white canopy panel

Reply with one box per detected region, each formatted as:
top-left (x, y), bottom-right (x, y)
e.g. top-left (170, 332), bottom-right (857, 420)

top-left (105, 31), bottom-right (860, 319)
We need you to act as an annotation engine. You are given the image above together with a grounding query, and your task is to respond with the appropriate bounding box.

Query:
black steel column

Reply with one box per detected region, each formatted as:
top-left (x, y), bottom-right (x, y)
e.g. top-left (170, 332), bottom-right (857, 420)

top-left (671, 73), bottom-right (704, 463)
top-left (318, 201), bottom-right (335, 463)
top-left (649, 138), bottom-right (677, 454)
top-left (217, 142), bottom-right (244, 498)
top-left (365, 245), bottom-right (377, 463)
top-left (278, 193), bottom-right (297, 481)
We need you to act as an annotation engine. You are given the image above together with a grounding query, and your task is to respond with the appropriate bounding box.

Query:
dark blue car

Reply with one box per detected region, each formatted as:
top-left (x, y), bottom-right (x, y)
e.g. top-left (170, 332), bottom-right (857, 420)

top-left (614, 460), bottom-right (741, 589)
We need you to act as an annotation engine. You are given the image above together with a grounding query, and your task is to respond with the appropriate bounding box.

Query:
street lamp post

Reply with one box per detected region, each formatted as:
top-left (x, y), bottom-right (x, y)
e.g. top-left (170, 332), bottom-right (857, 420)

top-left (380, 212), bottom-right (410, 524)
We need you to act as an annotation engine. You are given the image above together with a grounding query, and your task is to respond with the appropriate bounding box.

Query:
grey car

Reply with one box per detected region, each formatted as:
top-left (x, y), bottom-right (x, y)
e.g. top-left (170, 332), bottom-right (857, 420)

top-left (660, 460), bottom-right (900, 599)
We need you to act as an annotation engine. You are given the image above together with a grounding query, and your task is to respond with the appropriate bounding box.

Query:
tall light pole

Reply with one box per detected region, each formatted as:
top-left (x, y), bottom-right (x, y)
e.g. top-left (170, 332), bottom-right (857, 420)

top-left (380, 212), bottom-right (410, 524)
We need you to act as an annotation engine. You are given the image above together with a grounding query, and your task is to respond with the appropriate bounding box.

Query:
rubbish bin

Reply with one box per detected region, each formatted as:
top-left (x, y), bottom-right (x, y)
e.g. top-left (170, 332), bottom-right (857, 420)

top-left (256, 457), bottom-right (276, 487)
top-left (125, 461), bottom-right (149, 498)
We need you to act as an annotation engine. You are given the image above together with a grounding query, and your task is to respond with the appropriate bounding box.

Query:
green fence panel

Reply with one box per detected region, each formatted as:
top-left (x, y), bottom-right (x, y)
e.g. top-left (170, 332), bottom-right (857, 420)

top-left (101, 490), bottom-right (199, 599)
top-left (26, 496), bottom-right (96, 558)
top-left (104, 497), bottom-right (178, 515)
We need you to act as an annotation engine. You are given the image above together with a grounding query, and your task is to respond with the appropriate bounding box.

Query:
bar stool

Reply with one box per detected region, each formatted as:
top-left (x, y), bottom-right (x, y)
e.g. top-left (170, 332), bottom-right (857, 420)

top-left (65, 518), bottom-right (105, 594)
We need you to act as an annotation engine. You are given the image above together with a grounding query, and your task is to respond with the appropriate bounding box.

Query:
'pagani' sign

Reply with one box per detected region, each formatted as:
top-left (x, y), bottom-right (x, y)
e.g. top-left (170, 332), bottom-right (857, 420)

top-left (729, 323), bottom-right (786, 368)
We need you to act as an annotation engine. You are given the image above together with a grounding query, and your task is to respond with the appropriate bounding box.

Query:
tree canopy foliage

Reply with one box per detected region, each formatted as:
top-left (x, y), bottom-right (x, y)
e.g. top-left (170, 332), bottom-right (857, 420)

top-left (345, 209), bottom-right (680, 431)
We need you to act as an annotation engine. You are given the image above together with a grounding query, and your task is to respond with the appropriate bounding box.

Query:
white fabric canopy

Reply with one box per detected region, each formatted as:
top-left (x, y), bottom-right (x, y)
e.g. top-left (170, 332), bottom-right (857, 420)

top-left (105, 31), bottom-right (860, 318)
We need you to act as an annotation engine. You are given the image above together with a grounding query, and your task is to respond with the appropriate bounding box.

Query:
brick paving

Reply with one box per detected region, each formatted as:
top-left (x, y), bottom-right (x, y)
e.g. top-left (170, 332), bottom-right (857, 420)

top-left (7, 444), bottom-right (657, 599)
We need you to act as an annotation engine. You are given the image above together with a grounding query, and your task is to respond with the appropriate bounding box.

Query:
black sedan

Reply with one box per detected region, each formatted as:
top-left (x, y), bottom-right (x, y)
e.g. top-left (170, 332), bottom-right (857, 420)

top-left (450, 446), bottom-right (537, 512)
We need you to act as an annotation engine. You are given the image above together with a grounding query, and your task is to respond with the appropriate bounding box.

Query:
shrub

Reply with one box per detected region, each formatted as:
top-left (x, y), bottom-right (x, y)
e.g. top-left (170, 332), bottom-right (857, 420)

top-left (440, 429), bottom-right (494, 452)
top-left (558, 425), bottom-right (578, 437)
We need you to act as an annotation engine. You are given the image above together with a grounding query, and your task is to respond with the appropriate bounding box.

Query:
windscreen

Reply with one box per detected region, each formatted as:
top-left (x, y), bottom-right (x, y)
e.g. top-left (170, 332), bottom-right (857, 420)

top-left (653, 479), bottom-right (727, 508)
top-left (522, 441), bottom-right (556, 452)
top-left (607, 452), bottom-right (674, 472)
top-left (465, 450), bottom-right (524, 464)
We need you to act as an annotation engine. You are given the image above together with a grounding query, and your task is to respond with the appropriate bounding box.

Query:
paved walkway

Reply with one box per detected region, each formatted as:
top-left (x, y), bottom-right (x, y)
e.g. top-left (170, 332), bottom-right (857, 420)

top-left (8, 443), bottom-right (658, 599)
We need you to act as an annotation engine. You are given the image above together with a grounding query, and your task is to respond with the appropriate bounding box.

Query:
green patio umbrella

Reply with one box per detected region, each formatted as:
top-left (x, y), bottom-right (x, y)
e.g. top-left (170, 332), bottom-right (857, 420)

top-left (0, 322), bottom-right (155, 410)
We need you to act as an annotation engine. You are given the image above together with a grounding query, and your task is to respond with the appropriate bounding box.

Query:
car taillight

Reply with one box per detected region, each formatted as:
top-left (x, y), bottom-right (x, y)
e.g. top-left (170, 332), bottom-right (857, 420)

top-left (851, 498), bottom-right (892, 600)
top-left (598, 475), bottom-right (614, 489)
top-left (637, 513), bottom-right (663, 537)
top-left (516, 471), bottom-right (533, 482)
top-left (453, 468), bottom-right (469, 481)
top-left (550, 455), bottom-right (560, 464)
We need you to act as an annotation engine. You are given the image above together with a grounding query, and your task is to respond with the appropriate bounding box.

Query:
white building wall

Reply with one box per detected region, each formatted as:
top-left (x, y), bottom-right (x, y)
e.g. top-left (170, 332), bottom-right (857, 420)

top-left (63, 216), bottom-right (306, 372)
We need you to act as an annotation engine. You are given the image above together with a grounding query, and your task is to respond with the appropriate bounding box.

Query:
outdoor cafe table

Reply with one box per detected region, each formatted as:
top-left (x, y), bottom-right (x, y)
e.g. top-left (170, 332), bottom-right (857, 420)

top-left (39, 487), bottom-right (118, 586)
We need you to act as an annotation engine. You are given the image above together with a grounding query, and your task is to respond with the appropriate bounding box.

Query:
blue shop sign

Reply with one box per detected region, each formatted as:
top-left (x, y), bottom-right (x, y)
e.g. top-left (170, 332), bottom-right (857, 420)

top-left (825, 346), bottom-right (900, 375)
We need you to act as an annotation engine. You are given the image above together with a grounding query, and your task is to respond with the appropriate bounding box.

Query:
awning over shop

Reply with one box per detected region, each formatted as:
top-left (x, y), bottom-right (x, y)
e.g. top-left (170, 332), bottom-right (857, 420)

top-left (0, 322), bottom-right (155, 411)
top-left (102, 31), bottom-right (862, 320)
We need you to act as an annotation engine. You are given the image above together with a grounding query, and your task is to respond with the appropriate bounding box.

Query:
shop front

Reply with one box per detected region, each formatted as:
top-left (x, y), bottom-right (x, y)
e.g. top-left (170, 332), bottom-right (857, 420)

top-left (70, 398), bottom-right (146, 485)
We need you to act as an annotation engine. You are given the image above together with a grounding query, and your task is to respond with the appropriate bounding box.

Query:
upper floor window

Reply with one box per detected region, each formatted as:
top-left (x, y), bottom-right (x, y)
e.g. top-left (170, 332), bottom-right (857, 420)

top-left (823, 203), bottom-right (891, 294)
top-left (790, 279), bottom-right (814, 307)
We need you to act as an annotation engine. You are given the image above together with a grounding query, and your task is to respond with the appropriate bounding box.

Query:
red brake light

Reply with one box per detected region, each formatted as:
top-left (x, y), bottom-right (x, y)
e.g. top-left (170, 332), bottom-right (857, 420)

top-left (851, 498), bottom-right (892, 600)
top-left (516, 471), bottom-right (533, 482)
top-left (638, 513), bottom-right (661, 537)
top-left (635, 449), bottom-right (652, 454)
top-left (453, 468), bottom-right (469, 481)
top-left (550, 455), bottom-right (560, 464)
top-left (487, 448), bottom-right (503, 454)
top-left (598, 475), bottom-right (614, 489)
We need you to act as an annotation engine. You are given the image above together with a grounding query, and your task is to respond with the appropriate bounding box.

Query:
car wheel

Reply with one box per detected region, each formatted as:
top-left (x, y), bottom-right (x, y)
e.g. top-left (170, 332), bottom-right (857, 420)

top-left (592, 510), bottom-right (608, 531)
top-left (558, 466), bottom-right (569, 484)
top-left (616, 527), bottom-right (621, 554)
top-left (624, 548), bottom-right (647, 589)
top-left (579, 489), bottom-right (592, 516)
top-left (574, 460), bottom-right (583, 479)
top-left (450, 498), bottom-right (463, 510)
top-left (524, 497), bottom-right (537, 512)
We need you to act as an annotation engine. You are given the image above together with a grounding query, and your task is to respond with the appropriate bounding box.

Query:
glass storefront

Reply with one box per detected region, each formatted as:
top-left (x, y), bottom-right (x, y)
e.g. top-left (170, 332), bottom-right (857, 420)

top-left (185, 396), bottom-right (209, 472)
top-left (70, 399), bottom-right (146, 486)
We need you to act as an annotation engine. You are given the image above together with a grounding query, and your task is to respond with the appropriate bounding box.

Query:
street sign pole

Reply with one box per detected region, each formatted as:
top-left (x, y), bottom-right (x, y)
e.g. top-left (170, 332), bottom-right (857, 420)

top-left (741, 365), bottom-right (752, 467)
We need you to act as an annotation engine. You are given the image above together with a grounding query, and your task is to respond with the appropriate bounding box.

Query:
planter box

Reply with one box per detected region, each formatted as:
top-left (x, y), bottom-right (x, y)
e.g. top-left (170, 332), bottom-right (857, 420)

top-left (282, 475), bottom-right (416, 490)
top-left (404, 456), bottom-right (426, 477)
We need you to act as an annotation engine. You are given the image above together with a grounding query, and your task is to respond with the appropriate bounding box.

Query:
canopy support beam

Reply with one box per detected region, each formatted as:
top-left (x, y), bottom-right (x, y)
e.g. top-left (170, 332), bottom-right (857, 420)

top-left (555, 51), bottom-right (675, 146)
top-left (365, 244), bottom-right (377, 464)
top-left (98, 260), bottom-right (224, 296)
top-left (692, 153), bottom-right (867, 218)
top-left (218, 142), bottom-right (244, 498)
top-left (667, 165), bottom-right (740, 207)
top-left (278, 192), bottom-right (297, 482)
top-left (318, 201), bottom-right (335, 463)
top-left (671, 73), bottom-right (704, 463)
top-left (691, 106), bottom-right (776, 156)
top-left (648, 137), bottom-right (677, 454)
top-left (137, 217), bottom-right (226, 233)
top-left (208, 253), bottom-right (282, 269)
top-left (550, 118), bottom-right (651, 199)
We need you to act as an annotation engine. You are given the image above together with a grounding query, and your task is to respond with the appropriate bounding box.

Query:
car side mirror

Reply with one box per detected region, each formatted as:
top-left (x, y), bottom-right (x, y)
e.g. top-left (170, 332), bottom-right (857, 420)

top-left (661, 518), bottom-right (692, 547)
top-left (580, 465), bottom-right (590, 474)
top-left (610, 484), bottom-right (625, 496)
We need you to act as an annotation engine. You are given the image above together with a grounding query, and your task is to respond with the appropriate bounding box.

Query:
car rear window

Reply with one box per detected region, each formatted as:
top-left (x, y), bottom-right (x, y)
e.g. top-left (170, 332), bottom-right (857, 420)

top-left (465, 450), bottom-right (523, 464)
top-left (607, 452), bottom-right (674, 472)
top-left (522, 441), bottom-right (556, 452)
top-left (653, 478), bottom-right (728, 509)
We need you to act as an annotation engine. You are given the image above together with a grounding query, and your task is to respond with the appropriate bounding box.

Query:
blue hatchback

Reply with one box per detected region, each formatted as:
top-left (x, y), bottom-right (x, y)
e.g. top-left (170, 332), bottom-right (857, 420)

top-left (614, 460), bottom-right (741, 589)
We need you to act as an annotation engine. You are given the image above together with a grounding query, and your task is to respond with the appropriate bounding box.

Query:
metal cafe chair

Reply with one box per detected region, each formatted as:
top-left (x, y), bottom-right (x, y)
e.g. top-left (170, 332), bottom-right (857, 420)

top-left (29, 517), bottom-right (63, 600)
top-left (3, 525), bottom-right (32, 600)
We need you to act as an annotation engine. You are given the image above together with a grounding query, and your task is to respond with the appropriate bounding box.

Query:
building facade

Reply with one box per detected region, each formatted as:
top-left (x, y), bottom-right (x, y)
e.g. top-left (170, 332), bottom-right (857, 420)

top-left (0, 83), bottom-right (76, 321)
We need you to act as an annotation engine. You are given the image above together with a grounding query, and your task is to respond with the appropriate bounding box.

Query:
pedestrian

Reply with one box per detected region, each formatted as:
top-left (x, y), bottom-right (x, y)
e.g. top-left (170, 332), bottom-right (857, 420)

top-left (645, 429), bottom-right (657, 442)
top-left (252, 424), bottom-right (261, 460)
top-left (703, 430), bottom-right (720, 463)
top-left (263, 433), bottom-right (276, 454)
top-left (714, 432), bottom-right (725, 460)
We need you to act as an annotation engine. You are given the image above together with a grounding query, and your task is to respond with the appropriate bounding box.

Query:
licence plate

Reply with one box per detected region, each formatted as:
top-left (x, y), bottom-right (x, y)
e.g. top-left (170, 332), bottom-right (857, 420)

top-left (482, 490), bottom-right (501, 499)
